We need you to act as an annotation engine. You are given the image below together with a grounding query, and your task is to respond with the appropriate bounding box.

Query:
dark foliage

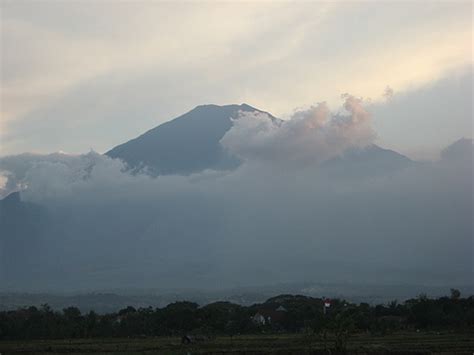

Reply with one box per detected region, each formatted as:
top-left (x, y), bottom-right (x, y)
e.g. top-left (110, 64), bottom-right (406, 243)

top-left (1, 291), bottom-right (473, 340)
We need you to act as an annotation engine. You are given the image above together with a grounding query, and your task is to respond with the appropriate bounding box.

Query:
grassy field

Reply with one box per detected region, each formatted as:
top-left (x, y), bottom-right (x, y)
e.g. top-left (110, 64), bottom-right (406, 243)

top-left (1, 331), bottom-right (473, 354)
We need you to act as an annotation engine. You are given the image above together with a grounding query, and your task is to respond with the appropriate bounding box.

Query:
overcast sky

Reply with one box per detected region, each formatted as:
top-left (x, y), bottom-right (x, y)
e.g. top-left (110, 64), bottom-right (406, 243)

top-left (1, 1), bottom-right (472, 159)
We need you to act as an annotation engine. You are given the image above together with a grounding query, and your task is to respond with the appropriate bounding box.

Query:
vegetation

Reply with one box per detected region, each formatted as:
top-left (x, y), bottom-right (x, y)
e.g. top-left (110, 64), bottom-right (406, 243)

top-left (0, 290), bottom-right (473, 353)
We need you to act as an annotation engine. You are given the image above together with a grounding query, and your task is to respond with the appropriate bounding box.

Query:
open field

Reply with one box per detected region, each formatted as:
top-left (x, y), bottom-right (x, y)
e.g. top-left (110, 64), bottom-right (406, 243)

top-left (1, 331), bottom-right (473, 354)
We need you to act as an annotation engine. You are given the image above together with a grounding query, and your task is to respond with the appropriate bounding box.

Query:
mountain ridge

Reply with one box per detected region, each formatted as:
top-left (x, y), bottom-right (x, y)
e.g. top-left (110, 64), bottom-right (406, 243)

top-left (106, 103), bottom-right (276, 175)
top-left (106, 103), bottom-right (418, 176)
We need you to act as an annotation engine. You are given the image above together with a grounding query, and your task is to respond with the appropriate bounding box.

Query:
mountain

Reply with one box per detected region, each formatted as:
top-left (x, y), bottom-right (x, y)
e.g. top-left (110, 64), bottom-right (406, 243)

top-left (322, 144), bottom-right (416, 178)
top-left (1, 101), bottom-right (471, 292)
top-left (0, 192), bottom-right (49, 288)
top-left (106, 103), bottom-right (275, 175)
top-left (106, 103), bottom-right (416, 177)
top-left (440, 138), bottom-right (473, 162)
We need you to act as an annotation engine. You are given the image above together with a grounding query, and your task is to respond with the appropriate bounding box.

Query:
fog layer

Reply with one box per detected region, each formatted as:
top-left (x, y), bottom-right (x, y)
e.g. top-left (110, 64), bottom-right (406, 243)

top-left (0, 98), bottom-right (472, 291)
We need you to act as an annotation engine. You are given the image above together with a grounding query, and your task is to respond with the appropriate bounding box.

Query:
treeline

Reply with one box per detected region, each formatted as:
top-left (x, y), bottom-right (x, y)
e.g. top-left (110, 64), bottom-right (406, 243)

top-left (1, 290), bottom-right (473, 340)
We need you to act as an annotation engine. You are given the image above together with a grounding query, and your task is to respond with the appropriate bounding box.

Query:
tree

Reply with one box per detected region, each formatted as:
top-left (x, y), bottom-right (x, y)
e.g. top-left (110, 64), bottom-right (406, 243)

top-left (450, 288), bottom-right (461, 300)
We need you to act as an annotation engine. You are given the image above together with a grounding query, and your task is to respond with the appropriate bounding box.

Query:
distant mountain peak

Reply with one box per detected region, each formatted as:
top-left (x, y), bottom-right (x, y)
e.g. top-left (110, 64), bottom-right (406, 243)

top-left (106, 104), bottom-right (417, 177)
top-left (190, 103), bottom-right (272, 118)
top-left (322, 143), bottom-right (416, 178)
top-left (441, 138), bottom-right (473, 161)
top-left (239, 103), bottom-right (258, 110)
top-left (106, 103), bottom-right (274, 175)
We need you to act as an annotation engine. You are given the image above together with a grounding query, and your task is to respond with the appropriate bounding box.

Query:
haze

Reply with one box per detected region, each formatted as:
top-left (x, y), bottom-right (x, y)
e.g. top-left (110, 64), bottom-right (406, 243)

top-left (0, 1), bottom-right (472, 296)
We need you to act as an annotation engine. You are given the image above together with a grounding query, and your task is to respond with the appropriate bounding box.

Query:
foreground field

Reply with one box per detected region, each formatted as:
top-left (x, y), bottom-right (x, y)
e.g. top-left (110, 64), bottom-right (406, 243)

top-left (1, 331), bottom-right (473, 354)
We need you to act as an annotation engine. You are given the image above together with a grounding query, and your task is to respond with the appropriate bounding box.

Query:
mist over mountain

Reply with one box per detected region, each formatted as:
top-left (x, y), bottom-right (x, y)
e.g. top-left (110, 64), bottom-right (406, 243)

top-left (0, 101), bottom-right (472, 293)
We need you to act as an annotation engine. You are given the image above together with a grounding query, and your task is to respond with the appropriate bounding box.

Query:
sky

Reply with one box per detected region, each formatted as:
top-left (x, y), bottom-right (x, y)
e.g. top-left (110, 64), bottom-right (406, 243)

top-left (0, 1), bottom-right (472, 159)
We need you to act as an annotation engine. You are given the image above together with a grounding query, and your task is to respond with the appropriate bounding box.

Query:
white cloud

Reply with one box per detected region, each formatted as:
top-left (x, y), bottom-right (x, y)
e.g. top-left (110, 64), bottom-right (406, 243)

top-left (221, 95), bottom-right (374, 166)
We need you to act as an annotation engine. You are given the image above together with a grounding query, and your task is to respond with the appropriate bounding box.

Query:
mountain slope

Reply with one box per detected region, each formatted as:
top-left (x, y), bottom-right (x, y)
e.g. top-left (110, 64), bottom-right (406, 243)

top-left (322, 144), bottom-right (416, 178)
top-left (440, 138), bottom-right (473, 162)
top-left (0, 192), bottom-right (49, 288)
top-left (106, 103), bottom-right (274, 175)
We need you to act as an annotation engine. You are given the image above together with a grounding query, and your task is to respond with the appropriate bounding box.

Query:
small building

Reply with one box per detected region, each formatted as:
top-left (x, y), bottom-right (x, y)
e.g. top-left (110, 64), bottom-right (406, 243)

top-left (251, 308), bottom-right (286, 325)
top-left (251, 312), bottom-right (267, 325)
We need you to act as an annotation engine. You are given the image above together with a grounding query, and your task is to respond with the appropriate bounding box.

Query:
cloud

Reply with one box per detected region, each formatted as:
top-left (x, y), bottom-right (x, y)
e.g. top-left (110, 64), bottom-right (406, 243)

top-left (383, 86), bottom-right (394, 101)
top-left (221, 95), bottom-right (374, 166)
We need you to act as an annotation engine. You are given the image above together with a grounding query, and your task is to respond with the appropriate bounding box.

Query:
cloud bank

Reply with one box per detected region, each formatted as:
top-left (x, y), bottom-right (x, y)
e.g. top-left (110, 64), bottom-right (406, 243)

top-left (0, 99), bottom-right (472, 292)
